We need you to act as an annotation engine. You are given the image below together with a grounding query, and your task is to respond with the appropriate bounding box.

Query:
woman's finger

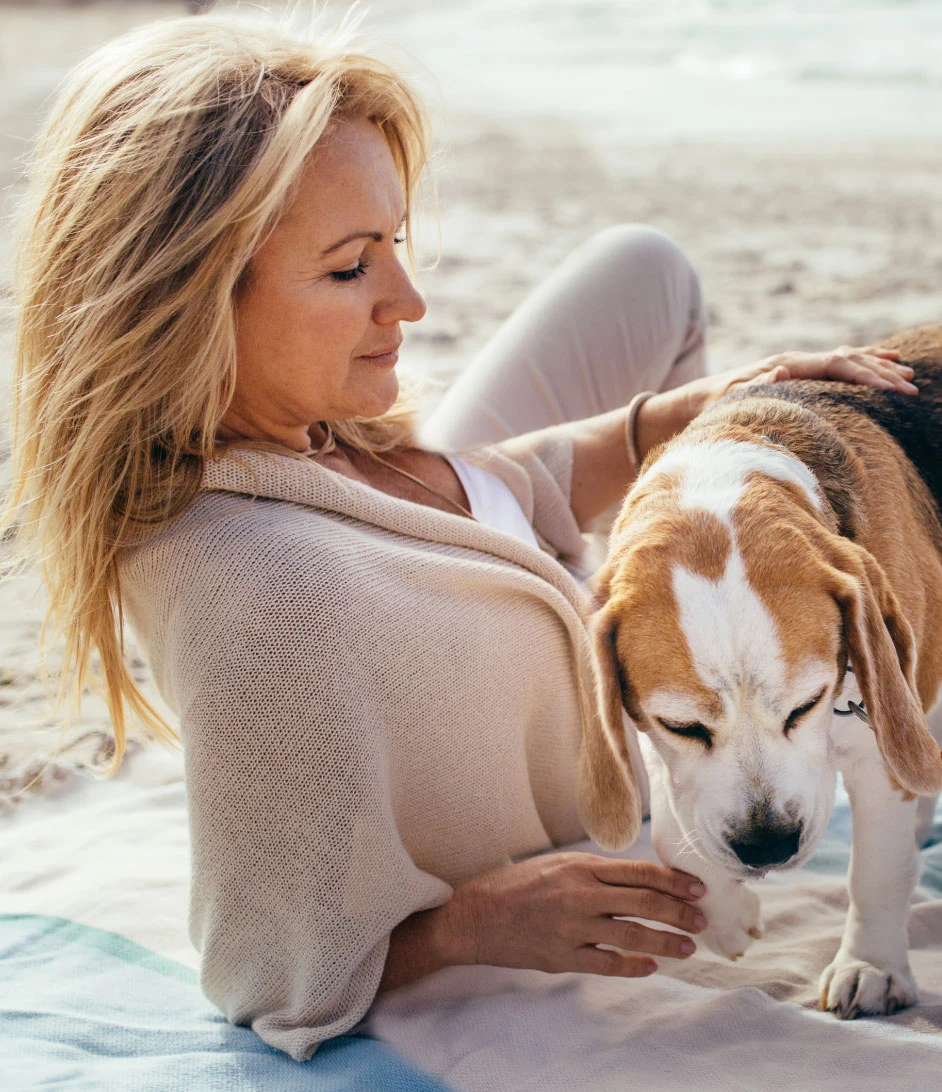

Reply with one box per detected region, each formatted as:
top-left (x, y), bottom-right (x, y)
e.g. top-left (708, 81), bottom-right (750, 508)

top-left (835, 344), bottom-right (900, 361)
top-left (838, 356), bottom-right (902, 382)
top-left (857, 360), bottom-right (918, 390)
top-left (573, 946), bottom-right (657, 978)
top-left (777, 351), bottom-right (917, 393)
top-left (594, 917), bottom-right (697, 959)
top-left (594, 886), bottom-right (708, 935)
top-left (588, 857), bottom-right (706, 901)
top-left (835, 348), bottom-right (907, 374)
top-left (832, 354), bottom-right (918, 392)
top-left (859, 346), bottom-right (901, 360)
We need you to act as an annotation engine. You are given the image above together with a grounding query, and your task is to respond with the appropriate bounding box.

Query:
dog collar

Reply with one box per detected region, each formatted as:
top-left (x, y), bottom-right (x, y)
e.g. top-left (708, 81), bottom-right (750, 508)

top-left (833, 665), bottom-right (870, 724)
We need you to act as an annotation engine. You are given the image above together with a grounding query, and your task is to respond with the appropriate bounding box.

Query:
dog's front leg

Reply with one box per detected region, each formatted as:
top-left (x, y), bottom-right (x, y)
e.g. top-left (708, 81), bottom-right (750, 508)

top-left (646, 750), bottom-right (762, 960)
top-left (820, 741), bottom-right (919, 1018)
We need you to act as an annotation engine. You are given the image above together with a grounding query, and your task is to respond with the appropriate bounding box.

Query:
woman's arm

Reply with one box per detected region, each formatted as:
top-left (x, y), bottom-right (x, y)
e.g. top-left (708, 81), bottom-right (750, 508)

top-left (567, 399), bottom-right (685, 530)
top-left (378, 902), bottom-right (459, 993)
top-left (567, 345), bottom-right (916, 529)
top-left (378, 852), bottom-right (708, 994)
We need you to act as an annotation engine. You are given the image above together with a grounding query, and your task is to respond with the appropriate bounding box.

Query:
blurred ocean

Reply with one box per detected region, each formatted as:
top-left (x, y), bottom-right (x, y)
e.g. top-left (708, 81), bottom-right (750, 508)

top-left (372, 0), bottom-right (942, 143)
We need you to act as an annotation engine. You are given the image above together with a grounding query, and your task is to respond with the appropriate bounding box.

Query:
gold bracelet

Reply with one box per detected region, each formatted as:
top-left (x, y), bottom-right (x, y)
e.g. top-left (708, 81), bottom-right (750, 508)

top-left (624, 391), bottom-right (657, 477)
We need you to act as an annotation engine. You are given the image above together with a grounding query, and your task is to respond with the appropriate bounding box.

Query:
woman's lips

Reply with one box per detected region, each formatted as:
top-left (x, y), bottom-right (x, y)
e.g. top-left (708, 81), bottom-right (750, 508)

top-left (360, 346), bottom-right (400, 367)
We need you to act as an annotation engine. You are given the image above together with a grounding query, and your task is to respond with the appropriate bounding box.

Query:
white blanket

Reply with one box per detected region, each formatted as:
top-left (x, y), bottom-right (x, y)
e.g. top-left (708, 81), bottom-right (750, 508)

top-left (3, 745), bottom-right (941, 1090)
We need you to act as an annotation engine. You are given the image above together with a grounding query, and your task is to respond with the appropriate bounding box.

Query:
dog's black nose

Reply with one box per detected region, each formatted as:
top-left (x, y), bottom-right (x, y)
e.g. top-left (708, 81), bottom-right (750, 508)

top-left (728, 822), bottom-right (803, 868)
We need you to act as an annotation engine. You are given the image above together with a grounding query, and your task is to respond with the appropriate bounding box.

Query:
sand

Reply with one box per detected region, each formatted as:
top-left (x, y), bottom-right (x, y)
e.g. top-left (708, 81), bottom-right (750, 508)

top-left (0, 0), bottom-right (940, 804)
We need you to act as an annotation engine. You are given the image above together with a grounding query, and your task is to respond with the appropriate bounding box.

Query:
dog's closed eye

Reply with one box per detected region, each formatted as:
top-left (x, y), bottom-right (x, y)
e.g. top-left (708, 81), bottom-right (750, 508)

top-left (656, 718), bottom-right (713, 749)
top-left (784, 688), bottom-right (826, 736)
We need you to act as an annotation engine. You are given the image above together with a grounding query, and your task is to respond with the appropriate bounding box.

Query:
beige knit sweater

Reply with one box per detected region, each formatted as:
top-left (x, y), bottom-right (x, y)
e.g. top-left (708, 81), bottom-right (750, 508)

top-left (120, 428), bottom-right (609, 1061)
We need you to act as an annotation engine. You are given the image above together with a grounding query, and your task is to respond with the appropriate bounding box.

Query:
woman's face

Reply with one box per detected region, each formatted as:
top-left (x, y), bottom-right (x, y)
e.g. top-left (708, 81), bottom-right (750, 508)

top-left (223, 115), bottom-right (427, 450)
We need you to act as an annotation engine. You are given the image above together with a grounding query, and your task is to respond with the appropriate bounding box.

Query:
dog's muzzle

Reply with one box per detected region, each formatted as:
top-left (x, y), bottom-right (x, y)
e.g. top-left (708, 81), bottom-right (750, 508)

top-left (727, 820), bottom-right (803, 869)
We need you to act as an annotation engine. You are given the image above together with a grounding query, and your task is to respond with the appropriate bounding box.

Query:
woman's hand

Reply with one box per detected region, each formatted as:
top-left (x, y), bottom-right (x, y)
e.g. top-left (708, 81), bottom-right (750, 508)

top-left (695, 344), bottom-right (916, 414)
top-left (636, 344), bottom-right (917, 464)
top-left (442, 852), bottom-right (707, 978)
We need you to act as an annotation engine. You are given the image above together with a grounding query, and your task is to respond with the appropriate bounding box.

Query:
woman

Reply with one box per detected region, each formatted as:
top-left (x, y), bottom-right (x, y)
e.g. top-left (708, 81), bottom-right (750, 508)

top-left (5, 11), bottom-right (915, 1061)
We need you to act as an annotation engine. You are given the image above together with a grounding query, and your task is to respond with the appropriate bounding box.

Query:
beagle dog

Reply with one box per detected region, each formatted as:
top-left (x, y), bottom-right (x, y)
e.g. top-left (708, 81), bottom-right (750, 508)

top-left (581, 323), bottom-right (942, 1018)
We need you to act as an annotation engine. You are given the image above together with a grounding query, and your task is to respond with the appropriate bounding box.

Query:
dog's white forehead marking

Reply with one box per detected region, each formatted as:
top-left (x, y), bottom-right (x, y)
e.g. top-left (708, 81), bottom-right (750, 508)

top-left (672, 544), bottom-right (785, 699)
top-left (638, 439), bottom-right (822, 523)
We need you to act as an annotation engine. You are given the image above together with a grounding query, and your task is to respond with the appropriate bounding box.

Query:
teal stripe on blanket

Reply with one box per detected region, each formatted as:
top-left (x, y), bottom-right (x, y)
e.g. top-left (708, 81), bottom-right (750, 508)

top-left (0, 913), bottom-right (454, 1092)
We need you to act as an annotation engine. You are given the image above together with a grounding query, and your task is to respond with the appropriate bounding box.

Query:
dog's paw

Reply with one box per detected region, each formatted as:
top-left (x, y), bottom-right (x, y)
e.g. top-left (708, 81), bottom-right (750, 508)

top-left (819, 953), bottom-right (918, 1018)
top-left (699, 882), bottom-right (763, 961)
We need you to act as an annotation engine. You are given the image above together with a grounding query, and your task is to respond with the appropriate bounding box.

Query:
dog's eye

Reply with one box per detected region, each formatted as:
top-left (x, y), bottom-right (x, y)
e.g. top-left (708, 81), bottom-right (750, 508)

top-left (656, 719), bottom-right (713, 749)
top-left (784, 688), bottom-right (826, 736)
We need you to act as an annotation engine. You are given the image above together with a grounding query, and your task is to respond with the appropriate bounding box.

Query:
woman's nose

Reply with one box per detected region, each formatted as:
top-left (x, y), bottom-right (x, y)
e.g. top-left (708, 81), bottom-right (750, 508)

top-left (375, 261), bottom-right (427, 325)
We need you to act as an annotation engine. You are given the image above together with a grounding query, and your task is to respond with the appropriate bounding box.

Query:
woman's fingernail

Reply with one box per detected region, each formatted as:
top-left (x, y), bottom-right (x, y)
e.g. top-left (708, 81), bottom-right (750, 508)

top-left (680, 939), bottom-right (696, 956)
top-left (895, 364), bottom-right (914, 374)
top-left (903, 380), bottom-right (918, 393)
top-left (694, 913), bottom-right (708, 931)
top-left (689, 881), bottom-right (707, 897)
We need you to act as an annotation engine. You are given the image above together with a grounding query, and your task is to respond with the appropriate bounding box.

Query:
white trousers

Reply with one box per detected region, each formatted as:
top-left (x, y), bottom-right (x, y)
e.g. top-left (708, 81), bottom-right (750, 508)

top-left (422, 224), bottom-right (708, 450)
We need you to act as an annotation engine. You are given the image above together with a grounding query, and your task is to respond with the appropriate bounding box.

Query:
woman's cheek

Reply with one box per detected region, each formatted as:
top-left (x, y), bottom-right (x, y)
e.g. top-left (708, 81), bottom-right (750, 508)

top-left (315, 290), bottom-right (375, 354)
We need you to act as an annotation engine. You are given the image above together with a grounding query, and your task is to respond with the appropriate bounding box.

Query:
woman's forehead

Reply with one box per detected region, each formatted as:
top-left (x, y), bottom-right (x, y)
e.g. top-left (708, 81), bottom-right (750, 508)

top-left (280, 117), bottom-right (406, 242)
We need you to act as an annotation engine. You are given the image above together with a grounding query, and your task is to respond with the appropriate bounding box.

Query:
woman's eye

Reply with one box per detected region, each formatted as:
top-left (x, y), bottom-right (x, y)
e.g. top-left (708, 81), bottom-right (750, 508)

top-left (656, 718), bottom-right (713, 749)
top-left (784, 688), bottom-right (825, 736)
top-left (330, 260), bottom-right (370, 283)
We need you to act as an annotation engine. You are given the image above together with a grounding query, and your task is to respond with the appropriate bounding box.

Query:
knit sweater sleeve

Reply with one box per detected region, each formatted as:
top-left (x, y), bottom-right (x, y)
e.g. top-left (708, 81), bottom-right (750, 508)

top-left (158, 518), bottom-right (453, 1061)
top-left (465, 426), bottom-right (587, 568)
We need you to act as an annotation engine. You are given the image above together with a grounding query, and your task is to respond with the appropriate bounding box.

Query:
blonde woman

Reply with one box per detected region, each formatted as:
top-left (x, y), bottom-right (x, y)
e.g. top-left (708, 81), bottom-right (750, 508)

top-left (6, 11), bottom-right (915, 1062)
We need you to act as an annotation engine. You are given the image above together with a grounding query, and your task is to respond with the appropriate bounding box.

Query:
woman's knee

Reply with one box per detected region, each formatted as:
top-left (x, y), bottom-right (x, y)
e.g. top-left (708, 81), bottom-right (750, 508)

top-left (578, 224), bottom-right (699, 299)
top-left (571, 224), bottom-right (707, 390)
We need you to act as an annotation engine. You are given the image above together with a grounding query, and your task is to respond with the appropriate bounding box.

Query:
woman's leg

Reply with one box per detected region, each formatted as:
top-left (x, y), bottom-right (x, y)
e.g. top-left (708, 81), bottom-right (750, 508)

top-left (421, 224), bottom-right (707, 450)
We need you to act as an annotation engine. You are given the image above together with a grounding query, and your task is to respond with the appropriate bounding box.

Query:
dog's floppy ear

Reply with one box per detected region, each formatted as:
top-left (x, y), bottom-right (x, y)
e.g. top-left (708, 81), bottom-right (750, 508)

top-left (578, 605), bottom-right (643, 849)
top-left (823, 534), bottom-right (942, 796)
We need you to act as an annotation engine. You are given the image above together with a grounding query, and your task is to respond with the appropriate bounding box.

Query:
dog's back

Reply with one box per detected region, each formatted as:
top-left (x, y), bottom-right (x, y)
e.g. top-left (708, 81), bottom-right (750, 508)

top-left (719, 324), bottom-right (942, 543)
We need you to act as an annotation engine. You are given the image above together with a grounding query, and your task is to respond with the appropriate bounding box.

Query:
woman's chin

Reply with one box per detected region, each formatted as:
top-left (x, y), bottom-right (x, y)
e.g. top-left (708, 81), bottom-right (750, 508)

top-left (352, 372), bottom-right (400, 419)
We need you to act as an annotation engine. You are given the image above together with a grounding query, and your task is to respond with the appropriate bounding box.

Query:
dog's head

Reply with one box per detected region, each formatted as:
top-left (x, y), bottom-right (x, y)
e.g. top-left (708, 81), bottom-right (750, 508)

top-left (580, 439), bottom-right (942, 877)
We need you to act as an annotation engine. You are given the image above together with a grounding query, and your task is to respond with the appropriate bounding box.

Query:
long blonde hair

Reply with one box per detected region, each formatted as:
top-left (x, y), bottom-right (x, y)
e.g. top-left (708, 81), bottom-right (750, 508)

top-left (3, 9), bottom-right (433, 772)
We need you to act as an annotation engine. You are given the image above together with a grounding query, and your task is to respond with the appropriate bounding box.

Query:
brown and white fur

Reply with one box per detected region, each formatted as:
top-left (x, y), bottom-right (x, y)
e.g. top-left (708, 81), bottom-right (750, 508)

top-left (580, 324), bottom-right (942, 1019)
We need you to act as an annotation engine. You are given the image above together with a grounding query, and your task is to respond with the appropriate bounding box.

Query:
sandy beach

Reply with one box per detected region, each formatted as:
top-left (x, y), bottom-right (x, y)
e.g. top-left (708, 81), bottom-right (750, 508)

top-left (1, 0), bottom-right (940, 801)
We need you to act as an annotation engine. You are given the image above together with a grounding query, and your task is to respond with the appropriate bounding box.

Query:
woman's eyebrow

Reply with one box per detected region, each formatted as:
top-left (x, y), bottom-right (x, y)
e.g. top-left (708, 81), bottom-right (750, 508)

top-left (319, 230), bottom-right (382, 257)
top-left (319, 215), bottom-right (408, 258)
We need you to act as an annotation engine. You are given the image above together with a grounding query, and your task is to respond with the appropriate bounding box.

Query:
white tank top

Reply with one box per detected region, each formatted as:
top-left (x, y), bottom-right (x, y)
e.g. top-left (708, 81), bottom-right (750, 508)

top-left (446, 456), bottom-right (541, 549)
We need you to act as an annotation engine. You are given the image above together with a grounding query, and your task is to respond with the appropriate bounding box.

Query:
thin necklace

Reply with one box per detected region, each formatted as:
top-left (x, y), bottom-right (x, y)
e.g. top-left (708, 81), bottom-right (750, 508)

top-left (369, 449), bottom-right (476, 520)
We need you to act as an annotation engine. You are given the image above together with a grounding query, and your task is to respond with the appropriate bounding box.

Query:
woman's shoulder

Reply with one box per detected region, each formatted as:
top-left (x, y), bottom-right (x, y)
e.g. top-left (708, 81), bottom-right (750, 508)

top-left (120, 490), bottom-right (380, 692)
top-left (121, 489), bottom-right (350, 601)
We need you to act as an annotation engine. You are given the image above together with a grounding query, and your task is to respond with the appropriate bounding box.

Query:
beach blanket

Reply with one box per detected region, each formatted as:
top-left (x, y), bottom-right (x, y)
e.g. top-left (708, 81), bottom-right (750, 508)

top-left (1, 914), bottom-right (450, 1092)
top-left (2, 744), bottom-right (942, 1091)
